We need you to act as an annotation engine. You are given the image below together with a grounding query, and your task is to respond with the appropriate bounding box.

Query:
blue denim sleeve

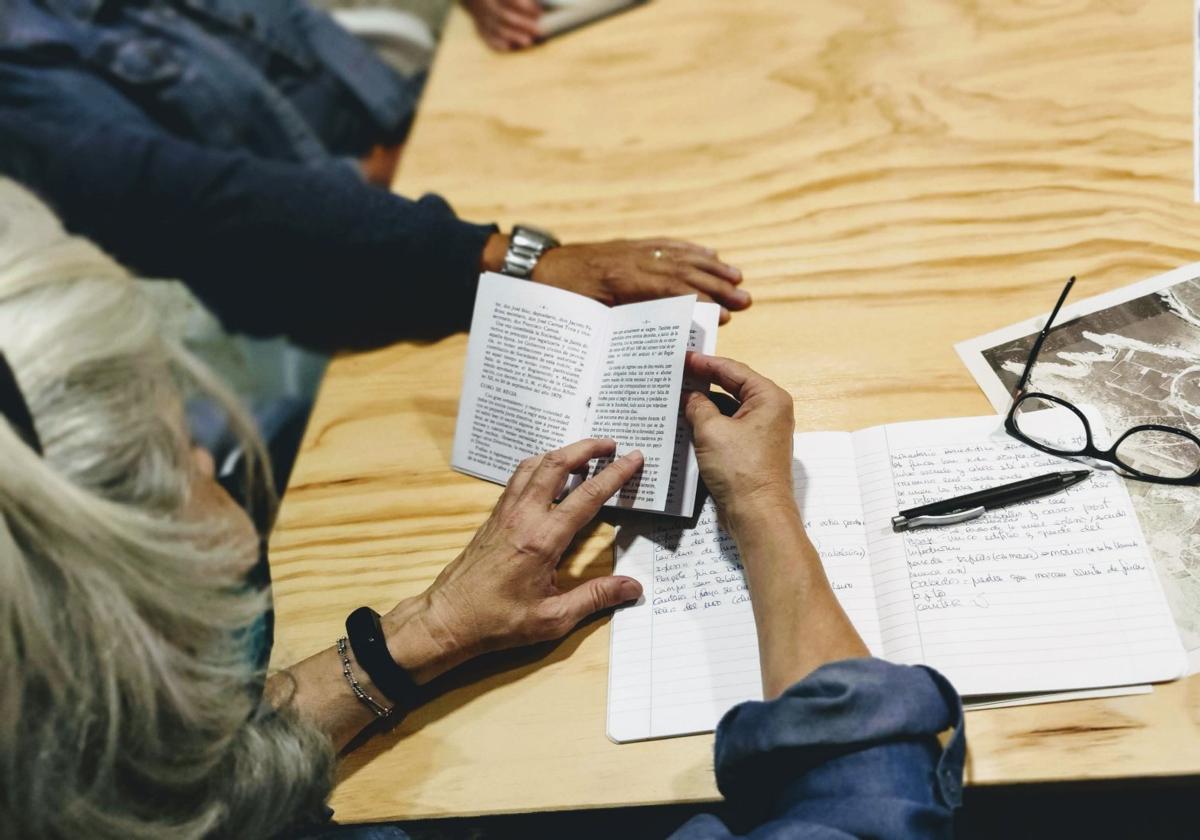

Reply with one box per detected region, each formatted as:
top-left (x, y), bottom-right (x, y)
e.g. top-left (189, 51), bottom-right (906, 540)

top-left (0, 65), bottom-right (496, 350)
top-left (671, 658), bottom-right (964, 840)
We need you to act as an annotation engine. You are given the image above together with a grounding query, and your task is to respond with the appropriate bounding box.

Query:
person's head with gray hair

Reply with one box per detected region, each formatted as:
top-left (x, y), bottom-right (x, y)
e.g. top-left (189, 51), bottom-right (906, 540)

top-left (0, 174), bottom-right (688, 835)
top-left (0, 179), bottom-right (333, 838)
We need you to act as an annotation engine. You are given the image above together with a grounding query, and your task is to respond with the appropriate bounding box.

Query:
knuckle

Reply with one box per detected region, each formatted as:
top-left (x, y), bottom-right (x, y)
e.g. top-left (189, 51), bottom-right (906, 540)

top-left (576, 477), bottom-right (607, 502)
top-left (587, 584), bottom-right (610, 614)
top-left (515, 527), bottom-right (555, 557)
top-left (533, 600), bottom-right (572, 638)
top-left (541, 450), bottom-right (567, 470)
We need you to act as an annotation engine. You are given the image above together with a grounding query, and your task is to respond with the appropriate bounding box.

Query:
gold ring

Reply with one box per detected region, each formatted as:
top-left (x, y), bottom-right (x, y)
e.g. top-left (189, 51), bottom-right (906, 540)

top-left (653, 249), bottom-right (664, 260)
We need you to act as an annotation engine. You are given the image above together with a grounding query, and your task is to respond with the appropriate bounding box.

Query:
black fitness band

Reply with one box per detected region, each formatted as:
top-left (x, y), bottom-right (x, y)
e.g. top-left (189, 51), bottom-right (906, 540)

top-left (345, 606), bottom-right (421, 712)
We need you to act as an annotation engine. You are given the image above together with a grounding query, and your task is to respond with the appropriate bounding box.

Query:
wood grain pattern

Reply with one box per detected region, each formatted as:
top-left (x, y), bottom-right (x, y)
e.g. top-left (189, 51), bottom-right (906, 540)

top-left (270, 0), bottom-right (1200, 820)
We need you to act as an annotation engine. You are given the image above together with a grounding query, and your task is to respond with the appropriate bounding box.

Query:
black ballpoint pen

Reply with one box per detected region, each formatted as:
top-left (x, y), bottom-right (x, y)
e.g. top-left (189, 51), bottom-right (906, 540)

top-left (891, 470), bottom-right (1092, 532)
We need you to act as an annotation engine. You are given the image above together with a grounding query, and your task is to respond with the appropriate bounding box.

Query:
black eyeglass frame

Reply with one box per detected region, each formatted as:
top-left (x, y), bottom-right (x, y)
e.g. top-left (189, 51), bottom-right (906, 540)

top-left (1003, 276), bottom-right (1200, 486)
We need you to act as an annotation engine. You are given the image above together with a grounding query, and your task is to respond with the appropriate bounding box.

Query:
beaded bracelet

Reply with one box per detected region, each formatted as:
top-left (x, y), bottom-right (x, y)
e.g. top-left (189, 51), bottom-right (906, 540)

top-left (337, 636), bottom-right (391, 718)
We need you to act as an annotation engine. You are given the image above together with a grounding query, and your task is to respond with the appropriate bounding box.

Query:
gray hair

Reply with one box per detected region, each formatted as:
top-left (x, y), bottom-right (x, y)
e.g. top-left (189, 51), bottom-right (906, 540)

top-left (0, 180), bottom-right (333, 838)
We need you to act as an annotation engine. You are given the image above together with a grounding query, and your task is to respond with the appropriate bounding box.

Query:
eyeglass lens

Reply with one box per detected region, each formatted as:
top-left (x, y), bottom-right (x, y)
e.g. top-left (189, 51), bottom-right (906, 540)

top-left (1012, 395), bottom-right (1200, 479)
top-left (1113, 428), bottom-right (1200, 479)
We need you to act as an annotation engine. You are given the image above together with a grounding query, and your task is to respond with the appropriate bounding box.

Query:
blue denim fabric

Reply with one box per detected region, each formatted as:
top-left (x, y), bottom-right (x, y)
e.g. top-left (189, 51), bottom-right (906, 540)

top-left (671, 658), bottom-right (964, 839)
top-left (0, 0), bottom-right (416, 162)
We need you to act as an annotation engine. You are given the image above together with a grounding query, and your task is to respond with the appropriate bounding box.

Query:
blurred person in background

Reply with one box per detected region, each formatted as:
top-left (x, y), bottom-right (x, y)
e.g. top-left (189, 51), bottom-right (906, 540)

top-left (0, 0), bottom-right (747, 493)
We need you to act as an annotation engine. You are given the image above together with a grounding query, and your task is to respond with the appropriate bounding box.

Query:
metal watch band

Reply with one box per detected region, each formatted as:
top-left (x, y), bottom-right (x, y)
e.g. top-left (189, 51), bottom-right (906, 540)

top-left (502, 224), bottom-right (560, 278)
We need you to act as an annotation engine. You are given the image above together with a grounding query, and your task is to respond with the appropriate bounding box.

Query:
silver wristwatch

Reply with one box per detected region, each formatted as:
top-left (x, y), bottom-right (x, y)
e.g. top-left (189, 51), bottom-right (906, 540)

top-left (502, 224), bottom-right (560, 278)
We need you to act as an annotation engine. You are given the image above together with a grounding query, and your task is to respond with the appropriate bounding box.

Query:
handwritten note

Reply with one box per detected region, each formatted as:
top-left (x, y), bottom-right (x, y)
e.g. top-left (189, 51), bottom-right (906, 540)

top-left (854, 417), bottom-right (1184, 696)
top-left (608, 417), bottom-right (1185, 742)
top-left (608, 434), bottom-right (884, 741)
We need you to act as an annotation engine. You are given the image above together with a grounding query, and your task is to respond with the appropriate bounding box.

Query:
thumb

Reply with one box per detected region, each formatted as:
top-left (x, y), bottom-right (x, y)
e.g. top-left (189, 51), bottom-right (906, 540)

top-left (554, 576), bottom-right (642, 628)
top-left (683, 389), bottom-right (722, 430)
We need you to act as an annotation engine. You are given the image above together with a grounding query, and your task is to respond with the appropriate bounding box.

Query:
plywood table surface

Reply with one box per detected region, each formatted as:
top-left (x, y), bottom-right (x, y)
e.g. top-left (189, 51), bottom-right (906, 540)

top-left (270, 0), bottom-right (1200, 821)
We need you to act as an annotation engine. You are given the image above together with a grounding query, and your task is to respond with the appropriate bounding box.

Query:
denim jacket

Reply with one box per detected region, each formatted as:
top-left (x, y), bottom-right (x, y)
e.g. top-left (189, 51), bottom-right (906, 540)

top-left (1, 0), bottom-right (416, 162)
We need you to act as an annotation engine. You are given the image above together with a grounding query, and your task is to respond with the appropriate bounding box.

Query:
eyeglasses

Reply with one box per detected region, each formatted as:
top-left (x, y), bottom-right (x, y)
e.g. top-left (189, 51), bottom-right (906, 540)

top-left (1004, 276), bottom-right (1200, 485)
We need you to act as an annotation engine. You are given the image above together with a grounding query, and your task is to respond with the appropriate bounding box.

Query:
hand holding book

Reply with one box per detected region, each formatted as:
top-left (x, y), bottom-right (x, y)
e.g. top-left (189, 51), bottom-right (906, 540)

top-left (419, 437), bottom-right (645, 662)
top-left (682, 353), bottom-right (870, 697)
top-left (682, 353), bottom-right (797, 522)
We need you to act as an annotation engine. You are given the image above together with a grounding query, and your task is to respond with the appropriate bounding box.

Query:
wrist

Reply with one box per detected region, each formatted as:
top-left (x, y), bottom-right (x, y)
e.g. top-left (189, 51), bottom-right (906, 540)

top-left (481, 232), bottom-right (509, 274)
top-left (723, 487), bottom-right (802, 538)
top-left (381, 593), bottom-right (473, 685)
top-left (528, 245), bottom-right (566, 286)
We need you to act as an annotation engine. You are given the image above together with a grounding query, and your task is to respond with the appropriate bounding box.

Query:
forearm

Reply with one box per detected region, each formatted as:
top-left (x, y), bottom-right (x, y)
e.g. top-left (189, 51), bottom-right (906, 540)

top-left (726, 500), bottom-right (868, 698)
top-left (268, 594), bottom-right (469, 752)
top-left (0, 114), bottom-right (496, 348)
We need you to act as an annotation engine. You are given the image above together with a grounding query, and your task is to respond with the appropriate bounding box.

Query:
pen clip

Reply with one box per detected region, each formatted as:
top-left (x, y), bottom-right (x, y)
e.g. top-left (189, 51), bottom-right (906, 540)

top-left (891, 506), bottom-right (986, 532)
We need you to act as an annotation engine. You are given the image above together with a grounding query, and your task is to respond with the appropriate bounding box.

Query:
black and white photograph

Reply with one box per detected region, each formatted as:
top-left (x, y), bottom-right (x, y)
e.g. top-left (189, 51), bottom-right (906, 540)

top-left (958, 267), bottom-right (1200, 672)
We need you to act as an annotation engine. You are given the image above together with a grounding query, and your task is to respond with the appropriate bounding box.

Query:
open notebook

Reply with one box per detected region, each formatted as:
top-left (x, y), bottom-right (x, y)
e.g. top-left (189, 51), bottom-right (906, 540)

top-left (607, 414), bottom-right (1186, 742)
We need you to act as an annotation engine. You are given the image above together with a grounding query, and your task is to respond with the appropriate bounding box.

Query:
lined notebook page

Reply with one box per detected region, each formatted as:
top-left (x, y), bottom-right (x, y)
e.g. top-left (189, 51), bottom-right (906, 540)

top-left (608, 433), bottom-right (883, 742)
top-left (853, 415), bottom-right (1185, 696)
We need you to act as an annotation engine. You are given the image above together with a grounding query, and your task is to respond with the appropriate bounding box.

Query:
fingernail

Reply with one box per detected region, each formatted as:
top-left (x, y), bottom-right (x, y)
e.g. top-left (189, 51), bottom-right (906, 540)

top-left (736, 289), bottom-right (751, 305)
top-left (623, 449), bottom-right (644, 463)
top-left (619, 579), bottom-right (643, 601)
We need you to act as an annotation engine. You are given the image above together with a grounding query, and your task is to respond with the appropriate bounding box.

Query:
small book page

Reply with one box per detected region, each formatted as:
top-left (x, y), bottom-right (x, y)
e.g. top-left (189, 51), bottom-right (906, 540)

top-left (452, 273), bottom-right (607, 483)
top-left (661, 302), bottom-right (720, 518)
top-left (584, 294), bottom-right (696, 512)
top-left (853, 415), bottom-right (1185, 696)
top-left (607, 433), bottom-right (884, 742)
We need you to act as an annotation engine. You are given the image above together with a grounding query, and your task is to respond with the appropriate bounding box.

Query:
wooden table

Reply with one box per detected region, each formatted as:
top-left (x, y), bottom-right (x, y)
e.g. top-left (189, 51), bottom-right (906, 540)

top-left (270, 0), bottom-right (1200, 822)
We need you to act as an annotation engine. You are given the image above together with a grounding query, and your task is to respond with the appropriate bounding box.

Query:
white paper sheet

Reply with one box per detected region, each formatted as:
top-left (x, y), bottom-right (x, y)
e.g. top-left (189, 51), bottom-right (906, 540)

top-left (608, 417), bottom-right (1183, 742)
top-left (955, 264), bottom-right (1200, 673)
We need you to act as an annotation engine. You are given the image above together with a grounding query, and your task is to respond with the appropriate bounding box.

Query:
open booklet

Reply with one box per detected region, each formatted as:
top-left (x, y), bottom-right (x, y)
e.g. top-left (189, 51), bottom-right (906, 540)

top-left (452, 273), bottom-right (718, 516)
top-left (607, 414), bottom-right (1187, 742)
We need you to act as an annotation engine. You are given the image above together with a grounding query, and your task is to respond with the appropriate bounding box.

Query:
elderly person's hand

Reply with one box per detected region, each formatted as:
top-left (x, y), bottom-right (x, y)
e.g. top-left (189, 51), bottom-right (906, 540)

top-left (481, 232), bottom-right (749, 324)
top-left (463, 0), bottom-right (542, 51)
top-left (387, 438), bottom-right (645, 673)
top-left (682, 353), bottom-right (795, 518)
top-left (681, 353), bottom-right (868, 697)
top-left (533, 239), bottom-right (749, 324)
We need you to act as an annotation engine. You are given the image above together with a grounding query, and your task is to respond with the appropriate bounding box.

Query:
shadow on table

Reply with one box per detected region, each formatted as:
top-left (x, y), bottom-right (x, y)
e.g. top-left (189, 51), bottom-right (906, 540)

top-left (335, 516), bottom-right (615, 775)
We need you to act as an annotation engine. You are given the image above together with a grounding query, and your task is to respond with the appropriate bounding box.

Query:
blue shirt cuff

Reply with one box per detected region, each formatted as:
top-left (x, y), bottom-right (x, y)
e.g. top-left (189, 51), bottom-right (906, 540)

top-left (713, 657), bottom-right (964, 833)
